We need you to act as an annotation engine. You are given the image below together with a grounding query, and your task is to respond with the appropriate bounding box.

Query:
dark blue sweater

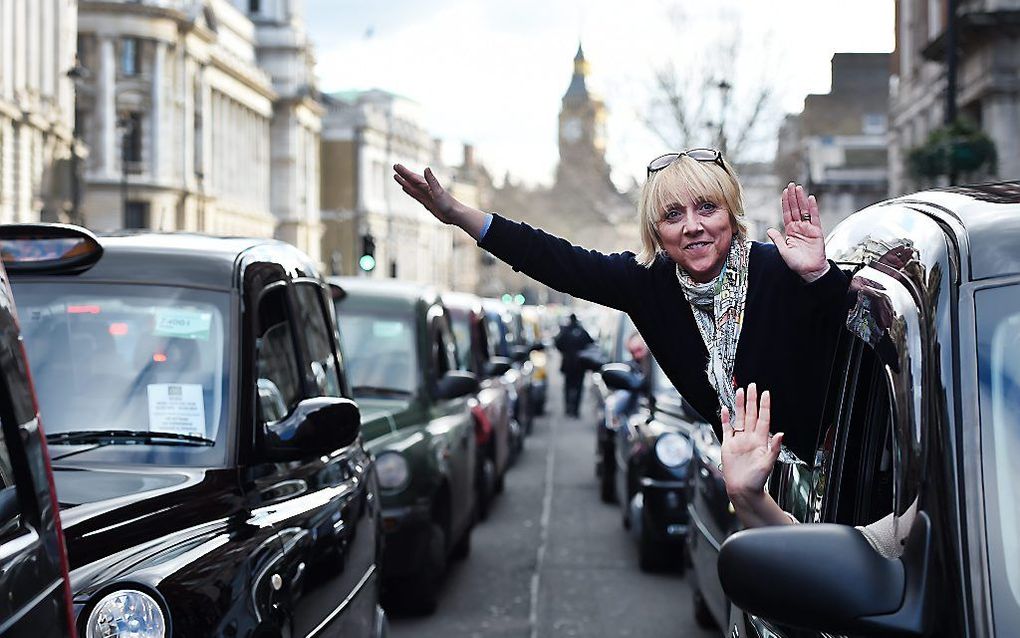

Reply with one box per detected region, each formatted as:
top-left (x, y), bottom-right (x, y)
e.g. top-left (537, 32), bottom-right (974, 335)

top-left (479, 214), bottom-right (850, 459)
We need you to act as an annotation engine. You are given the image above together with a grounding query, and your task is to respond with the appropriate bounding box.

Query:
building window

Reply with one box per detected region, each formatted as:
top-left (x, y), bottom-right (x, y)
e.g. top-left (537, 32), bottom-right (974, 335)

top-left (120, 112), bottom-right (143, 170)
top-left (120, 37), bottom-right (141, 76)
top-left (862, 114), bottom-right (888, 136)
top-left (249, 0), bottom-right (261, 14)
top-left (124, 201), bottom-right (149, 229)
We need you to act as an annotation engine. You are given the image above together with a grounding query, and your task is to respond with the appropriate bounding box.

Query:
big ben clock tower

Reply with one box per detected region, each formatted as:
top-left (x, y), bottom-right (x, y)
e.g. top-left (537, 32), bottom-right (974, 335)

top-left (556, 43), bottom-right (612, 186)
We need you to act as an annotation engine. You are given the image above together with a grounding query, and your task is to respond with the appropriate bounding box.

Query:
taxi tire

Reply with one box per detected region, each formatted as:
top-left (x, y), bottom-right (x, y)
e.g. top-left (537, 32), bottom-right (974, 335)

top-left (693, 588), bottom-right (717, 629)
top-left (598, 454), bottom-right (615, 503)
top-left (450, 523), bottom-right (472, 560)
top-left (638, 523), bottom-right (670, 573)
top-left (392, 523), bottom-right (446, 616)
top-left (476, 456), bottom-right (497, 521)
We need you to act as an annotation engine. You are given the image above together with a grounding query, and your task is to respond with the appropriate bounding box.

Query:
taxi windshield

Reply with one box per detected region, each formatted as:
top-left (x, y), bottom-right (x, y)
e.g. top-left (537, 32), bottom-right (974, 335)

top-left (11, 282), bottom-right (230, 462)
top-left (976, 283), bottom-right (1020, 622)
top-left (337, 310), bottom-right (417, 397)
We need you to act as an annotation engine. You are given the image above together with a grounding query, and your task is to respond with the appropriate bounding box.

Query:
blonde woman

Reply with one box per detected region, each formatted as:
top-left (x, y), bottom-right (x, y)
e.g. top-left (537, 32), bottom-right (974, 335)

top-left (393, 150), bottom-right (849, 457)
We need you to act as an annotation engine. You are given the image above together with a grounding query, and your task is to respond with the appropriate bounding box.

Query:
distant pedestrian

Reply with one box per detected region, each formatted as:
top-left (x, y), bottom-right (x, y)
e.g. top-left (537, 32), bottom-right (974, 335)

top-left (554, 314), bottom-right (594, 417)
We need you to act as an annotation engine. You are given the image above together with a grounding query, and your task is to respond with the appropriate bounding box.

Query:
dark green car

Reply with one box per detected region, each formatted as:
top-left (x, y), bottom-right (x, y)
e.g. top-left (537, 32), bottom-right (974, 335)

top-left (331, 277), bottom-right (479, 615)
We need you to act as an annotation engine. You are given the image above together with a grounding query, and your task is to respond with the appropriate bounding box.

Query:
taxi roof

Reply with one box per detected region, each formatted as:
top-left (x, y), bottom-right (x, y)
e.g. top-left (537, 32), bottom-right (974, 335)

top-left (890, 181), bottom-right (1020, 281)
top-left (11, 231), bottom-right (318, 290)
top-left (329, 276), bottom-right (440, 313)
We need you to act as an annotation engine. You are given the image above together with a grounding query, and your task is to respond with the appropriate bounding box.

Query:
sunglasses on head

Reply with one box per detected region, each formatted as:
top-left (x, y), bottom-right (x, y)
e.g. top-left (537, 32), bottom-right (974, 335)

top-left (646, 148), bottom-right (729, 178)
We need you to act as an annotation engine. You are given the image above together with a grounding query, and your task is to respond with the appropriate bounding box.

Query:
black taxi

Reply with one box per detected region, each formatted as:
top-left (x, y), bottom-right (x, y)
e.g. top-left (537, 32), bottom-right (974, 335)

top-left (0, 225), bottom-right (385, 638)
top-left (714, 182), bottom-right (1020, 638)
top-left (0, 251), bottom-right (76, 637)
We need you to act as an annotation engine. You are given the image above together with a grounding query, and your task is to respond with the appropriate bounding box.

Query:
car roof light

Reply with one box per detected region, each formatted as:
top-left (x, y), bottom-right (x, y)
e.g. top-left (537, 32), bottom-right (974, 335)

top-left (0, 223), bottom-right (103, 275)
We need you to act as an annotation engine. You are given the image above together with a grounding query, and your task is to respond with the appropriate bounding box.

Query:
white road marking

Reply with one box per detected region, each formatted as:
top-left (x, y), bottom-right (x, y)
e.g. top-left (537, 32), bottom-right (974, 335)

top-left (529, 418), bottom-right (557, 638)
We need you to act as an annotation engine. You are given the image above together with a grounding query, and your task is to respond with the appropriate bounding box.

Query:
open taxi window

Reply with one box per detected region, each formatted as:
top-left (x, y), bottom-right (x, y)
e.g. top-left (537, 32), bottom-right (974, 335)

top-left (976, 284), bottom-right (1020, 624)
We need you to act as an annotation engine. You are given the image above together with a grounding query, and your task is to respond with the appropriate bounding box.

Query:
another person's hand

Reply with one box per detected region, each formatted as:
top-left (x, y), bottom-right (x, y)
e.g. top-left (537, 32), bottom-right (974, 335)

top-left (393, 164), bottom-right (488, 239)
top-left (767, 183), bottom-right (829, 283)
top-left (721, 384), bottom-right (784, 500)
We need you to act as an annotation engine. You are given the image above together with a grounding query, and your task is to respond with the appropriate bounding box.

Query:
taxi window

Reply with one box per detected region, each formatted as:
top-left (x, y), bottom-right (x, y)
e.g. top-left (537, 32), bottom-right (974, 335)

top-left (13, 282), bottom-right (229, 458)
top-left (976, 284), bottom-right (1020, 623)
top-left (337, 310), bottom-right (416, 397)
top-left (256, 285), bottom-right (303, 424)
top-left (293, 283), bottom-right (342, 398)
top-left (448, 308), bottom-right (473, 371)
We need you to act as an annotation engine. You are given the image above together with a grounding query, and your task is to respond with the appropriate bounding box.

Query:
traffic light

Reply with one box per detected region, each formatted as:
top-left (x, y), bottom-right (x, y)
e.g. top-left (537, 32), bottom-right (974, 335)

top-left (359, 234), bottom-right (376, 272)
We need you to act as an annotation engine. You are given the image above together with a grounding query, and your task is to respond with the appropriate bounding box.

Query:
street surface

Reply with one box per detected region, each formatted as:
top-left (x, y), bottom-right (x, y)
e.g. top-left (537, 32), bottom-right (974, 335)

top-left (391, 361), bottom-right (719, 638)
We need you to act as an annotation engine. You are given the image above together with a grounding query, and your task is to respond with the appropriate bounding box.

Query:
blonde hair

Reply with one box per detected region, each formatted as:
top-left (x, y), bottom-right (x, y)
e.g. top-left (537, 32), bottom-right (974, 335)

top-left (635, 154), bottom-right (747, 267)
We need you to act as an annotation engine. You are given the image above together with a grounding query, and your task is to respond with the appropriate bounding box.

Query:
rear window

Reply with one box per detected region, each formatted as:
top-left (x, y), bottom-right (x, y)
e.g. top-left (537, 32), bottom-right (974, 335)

top-left (337, 310), bottom-right (417, 397)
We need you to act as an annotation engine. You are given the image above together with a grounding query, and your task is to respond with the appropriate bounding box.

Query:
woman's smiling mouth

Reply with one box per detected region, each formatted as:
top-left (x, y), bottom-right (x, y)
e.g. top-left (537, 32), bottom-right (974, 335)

top-left (684, 241), bottom-right (713, 251)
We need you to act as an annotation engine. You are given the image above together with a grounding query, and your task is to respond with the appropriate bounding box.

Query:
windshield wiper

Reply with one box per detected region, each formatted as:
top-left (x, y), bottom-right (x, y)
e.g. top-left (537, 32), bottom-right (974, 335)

top-left (352, 385), bottom-right (412, 398)
top-left (46, 430), bottom-right (214, 447)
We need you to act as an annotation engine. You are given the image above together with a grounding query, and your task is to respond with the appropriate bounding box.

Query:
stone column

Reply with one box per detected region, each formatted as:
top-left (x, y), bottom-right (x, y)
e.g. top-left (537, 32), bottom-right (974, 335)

top-left (986, 93), bottom-right (1019, 182)
top-left (151, 40), bottom-right (166, 181)
top-left (97, 35), bottom-right (116, 177)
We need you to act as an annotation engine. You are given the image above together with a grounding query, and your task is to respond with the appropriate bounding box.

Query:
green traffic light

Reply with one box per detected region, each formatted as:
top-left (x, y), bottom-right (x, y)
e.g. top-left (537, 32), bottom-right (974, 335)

top-left (513, 294), bottom-right (526, 305)
top-left (359, 254), bottom-right (377, 271)
top-left (500, 293), bottom-right (513, 304)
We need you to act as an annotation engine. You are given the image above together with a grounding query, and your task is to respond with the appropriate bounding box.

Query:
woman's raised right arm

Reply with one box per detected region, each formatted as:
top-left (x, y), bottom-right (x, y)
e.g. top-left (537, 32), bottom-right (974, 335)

top-left (394, 164), bottom-right (642, 311)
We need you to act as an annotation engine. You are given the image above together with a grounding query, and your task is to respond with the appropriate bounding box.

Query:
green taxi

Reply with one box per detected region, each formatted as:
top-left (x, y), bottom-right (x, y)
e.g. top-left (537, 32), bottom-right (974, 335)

top-left (331, 277), bottom-right (480, 615)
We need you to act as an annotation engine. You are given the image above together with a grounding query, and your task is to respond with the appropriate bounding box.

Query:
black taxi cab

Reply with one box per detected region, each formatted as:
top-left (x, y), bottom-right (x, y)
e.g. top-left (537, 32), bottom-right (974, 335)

top-left (0, 225), bottom-right (385, 638)
top-left (713, 182), bottom-right (1020, 638)
top-left (0, 252), bottom-right (76, 637)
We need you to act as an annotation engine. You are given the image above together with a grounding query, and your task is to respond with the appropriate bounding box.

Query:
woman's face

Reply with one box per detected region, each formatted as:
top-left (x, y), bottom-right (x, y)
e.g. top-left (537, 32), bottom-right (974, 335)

top-left (656, 195), bottom-right (735, 282)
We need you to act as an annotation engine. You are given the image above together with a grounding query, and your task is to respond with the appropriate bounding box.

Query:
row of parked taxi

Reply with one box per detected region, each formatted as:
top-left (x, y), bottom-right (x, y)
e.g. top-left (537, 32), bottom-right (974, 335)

top-left (0, 223), bottom-right (553, 637)
top-left (578, 182), bottom-right (1020, 638)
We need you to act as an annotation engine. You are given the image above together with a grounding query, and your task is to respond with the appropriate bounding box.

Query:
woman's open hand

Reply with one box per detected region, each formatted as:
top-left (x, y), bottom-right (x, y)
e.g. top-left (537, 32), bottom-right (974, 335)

top-left (767, 183), bottom-right (829, 282)
top-left (721, 384), bottom-right (784, 499)
top-left (392, 164), bottom-right (487, 239)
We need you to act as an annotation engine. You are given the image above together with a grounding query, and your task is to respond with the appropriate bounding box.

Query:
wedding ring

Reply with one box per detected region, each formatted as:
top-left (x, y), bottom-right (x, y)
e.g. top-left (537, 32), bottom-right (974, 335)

top-left (800, 212), bottom-right (811, 221)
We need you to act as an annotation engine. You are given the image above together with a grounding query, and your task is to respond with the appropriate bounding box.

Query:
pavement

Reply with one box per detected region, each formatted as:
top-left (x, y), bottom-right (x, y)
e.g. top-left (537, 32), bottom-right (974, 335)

top-left (390, 363), bottom-right (721, 638)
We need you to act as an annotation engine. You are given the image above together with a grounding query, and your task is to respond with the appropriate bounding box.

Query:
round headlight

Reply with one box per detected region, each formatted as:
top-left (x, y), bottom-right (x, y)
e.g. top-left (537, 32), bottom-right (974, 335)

top-left (85, 589), bottom-right (166, 638)
top-left (375, 452), bottom-right (410, 491)
top-left (655, 432), bottom-right (692, 468)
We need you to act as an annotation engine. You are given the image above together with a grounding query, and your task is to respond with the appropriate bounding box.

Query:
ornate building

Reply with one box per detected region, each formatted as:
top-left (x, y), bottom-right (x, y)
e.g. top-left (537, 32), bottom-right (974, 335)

top-left (76, 0), bottom-right (277, 237)
top-left (240, 0), bottom-right (324, 263)
top-left (319, 89), bottom-right (455, 286)
top-left (482, 44), bottom-right (637, 302)
top-left (0, 0), bottom-right (80, 224)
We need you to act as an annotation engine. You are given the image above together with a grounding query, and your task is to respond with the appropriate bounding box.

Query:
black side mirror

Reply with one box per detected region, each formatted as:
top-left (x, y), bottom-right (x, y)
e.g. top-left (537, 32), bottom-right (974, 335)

top-left (599, 363), bottom-right (643, 392)
top-left (510, 345), bottom-right (531, 363)
top-left (262, 396), bottom-right (361, 460)
top-left (437, 370), bottom-right (480, 399)
top-left (719, 512), bottom-right (933, 636)
top-left (529, 341), bottom-right (546, 352)
top-left (328, 282), bottom-right (347, 302)
top-left (484, 356), bottom-right (513, 378)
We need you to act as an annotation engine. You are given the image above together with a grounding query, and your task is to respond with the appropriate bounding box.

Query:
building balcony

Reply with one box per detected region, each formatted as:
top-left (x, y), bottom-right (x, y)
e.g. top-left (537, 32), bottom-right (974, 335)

top-left (922, 9), bottom-right (1020, 61)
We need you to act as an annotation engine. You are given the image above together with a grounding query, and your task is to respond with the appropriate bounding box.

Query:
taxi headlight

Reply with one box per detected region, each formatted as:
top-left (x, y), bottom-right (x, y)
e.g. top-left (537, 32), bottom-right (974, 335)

top-left (375, 452), bottom-right (410, 491)
top-left (85, 589), bottom-right (166, 638)
top-left (655, 433), bottom-right (692, 468)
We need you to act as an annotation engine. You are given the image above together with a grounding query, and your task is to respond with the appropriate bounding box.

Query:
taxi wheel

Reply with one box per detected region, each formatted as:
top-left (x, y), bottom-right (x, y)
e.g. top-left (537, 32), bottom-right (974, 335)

top-left (599, 455), bottom-right (616, 503)
top-left (476, 456), bottom-right (497, 521)
top-left (391, 523), bottom-right (446, 615)
top-left (450, 523), bottom-right (472, 560)
top-left (638, 524), bottom-right (670, 573)
top-left (693, 588), bottom-right (717, 629)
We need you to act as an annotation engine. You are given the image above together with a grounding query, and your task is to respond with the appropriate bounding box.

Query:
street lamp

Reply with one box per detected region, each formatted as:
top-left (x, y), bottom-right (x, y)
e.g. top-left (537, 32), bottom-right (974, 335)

top-left (116, 114), bottom-right (131, 228)
top-left (66, 60), bottom-right (89, 226)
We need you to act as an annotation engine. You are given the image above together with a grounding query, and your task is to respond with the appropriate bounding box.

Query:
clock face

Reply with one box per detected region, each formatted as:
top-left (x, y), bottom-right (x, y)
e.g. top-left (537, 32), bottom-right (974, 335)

top-left (562, 117), bottom-right (583, 143)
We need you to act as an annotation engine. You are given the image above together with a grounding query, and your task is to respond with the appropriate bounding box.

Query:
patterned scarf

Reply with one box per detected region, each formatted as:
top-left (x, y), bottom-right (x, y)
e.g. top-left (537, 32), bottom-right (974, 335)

top-left (675, 237), bottom-right (751, 416)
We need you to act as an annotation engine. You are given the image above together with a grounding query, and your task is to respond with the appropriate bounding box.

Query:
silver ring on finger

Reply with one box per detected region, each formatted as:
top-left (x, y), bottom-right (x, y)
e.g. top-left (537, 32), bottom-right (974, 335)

top-left (730, 425), bottom-right (745, 432)
top-left (800, 212), bottom-right (811, 221)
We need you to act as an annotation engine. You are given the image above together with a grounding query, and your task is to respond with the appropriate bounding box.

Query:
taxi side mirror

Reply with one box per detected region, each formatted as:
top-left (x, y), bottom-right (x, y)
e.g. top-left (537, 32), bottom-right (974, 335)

top-left (437, 370), bottom-right (480, 400)
top-left (719, 513), bottom-right (932, 636)
top-left (509, 345), bottom-right (531, 363)
top-left (261, 397), bottom-right (361, 460)
top-left (600, 363), bottom-right (643, 392)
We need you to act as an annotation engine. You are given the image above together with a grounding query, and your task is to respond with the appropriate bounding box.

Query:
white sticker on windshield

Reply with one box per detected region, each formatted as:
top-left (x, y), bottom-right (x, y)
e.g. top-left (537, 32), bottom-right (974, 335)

top-left (147, 384), bottom-right (206, 437)
top-left (154, 309), bottom-right (212, 341)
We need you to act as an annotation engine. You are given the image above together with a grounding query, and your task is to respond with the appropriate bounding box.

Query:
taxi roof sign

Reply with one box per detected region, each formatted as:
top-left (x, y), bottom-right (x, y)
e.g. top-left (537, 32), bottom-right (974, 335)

top-left (0, 224), bottom-right (103, 274)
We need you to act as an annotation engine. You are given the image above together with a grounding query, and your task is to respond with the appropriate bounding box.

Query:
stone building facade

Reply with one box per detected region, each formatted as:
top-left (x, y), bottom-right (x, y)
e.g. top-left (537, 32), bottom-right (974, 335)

top-left (777, 53), bottom-right (890, 228)
top-left (238, 0), bottom-right (323, 263)
top-left (889, 0), bottom-right (1019, 194)
top-left (76, 0), bottom-right (277, 237)
top-left (0, 0), bottom-right (80, 224)
top-left (319, 89), bottom-right (456, 286)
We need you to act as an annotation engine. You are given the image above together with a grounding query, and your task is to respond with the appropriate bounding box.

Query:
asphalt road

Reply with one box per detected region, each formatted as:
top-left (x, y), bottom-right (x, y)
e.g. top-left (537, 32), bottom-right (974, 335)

top-left (390, 364), bottom-right (720, 638)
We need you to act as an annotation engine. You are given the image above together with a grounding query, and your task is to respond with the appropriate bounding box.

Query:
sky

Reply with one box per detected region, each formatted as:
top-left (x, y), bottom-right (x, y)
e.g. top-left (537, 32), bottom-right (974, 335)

top-left (304, 0), bottom-right (895, 188)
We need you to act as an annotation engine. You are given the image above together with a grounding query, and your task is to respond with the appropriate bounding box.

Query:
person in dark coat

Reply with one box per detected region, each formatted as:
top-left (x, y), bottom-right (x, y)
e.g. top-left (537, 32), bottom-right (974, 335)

top-left (553, 313), bottom-right (594, 417)
top-left (392, 151), bottom-right (849, 461)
